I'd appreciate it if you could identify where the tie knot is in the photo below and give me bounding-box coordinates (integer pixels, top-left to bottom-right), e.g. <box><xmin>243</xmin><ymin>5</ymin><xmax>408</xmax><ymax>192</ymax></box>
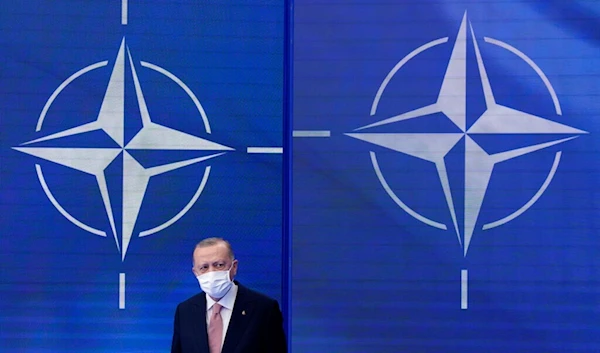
<box><xmin>213</xmin><ymin>303</ymin><xmax>222</xmax><ymax>314</ymax></box>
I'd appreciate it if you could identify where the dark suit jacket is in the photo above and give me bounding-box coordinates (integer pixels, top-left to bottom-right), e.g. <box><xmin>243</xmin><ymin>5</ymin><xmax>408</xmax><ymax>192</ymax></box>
<box><xmin>171</xmin><ymin>282</ymin><xmax>287</xmax><ymax>353</ymax></box>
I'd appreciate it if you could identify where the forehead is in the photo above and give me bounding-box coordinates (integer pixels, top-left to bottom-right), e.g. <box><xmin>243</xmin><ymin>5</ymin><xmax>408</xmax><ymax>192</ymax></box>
<box><xmin>193</xmin><ymin>243</ymin><xmax>230</xmax><ymax>264</ymax></box>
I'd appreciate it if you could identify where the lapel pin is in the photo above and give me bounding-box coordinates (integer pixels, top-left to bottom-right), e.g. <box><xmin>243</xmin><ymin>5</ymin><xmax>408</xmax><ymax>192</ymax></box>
<box><xmin>242</xmin><ymin>310</ymin><xmax>246</xmax><ymax>316</ymax></box>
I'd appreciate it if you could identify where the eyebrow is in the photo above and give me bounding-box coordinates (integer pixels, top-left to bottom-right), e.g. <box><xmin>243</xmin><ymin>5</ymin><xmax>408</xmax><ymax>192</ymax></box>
<box><xmin>196</xmin><ymin>261</ymin><xmax>227</xmax><ymax>267</ymax></box>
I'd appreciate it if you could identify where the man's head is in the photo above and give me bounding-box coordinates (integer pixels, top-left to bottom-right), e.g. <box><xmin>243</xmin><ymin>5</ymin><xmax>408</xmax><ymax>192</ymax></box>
<box><xmin>192</xmin><ymin>237</ymin><xmax>238</xmax><ymax>281</ymax></box>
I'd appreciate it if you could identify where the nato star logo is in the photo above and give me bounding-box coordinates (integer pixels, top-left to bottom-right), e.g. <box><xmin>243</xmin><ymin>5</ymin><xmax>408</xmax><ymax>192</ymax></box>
<box><xmin>295</xmin><ymin>11</ymin><xmax>587</xmax><ymax>308</ymax></box>
<box><xmin>15</xmin><ymin>37</ymin><xmax>232</xmax><ymax>261</ymax></box>
<box><xmin>13</xmin><ymin>2</ymin><xmax>281</xmax><ymax>308</ymax></box>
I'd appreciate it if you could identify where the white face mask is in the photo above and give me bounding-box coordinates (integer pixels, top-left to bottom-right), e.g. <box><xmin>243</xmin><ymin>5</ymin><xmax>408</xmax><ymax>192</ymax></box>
<box><xmin>196</xmin><ymin>265</ymin><xmax>234</xmax><ymax>299</ymax></box>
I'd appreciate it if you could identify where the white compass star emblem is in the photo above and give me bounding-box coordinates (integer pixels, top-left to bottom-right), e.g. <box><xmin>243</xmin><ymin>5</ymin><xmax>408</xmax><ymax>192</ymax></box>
<box><xmin>346</xmin><ymin>12</ymin><xmax>587</xmax><ymax>256</ymax></box>
<box><xmin>14</xmin><ymin>37</ymin><xmax>233</xmax><ymax>260</ymax></box>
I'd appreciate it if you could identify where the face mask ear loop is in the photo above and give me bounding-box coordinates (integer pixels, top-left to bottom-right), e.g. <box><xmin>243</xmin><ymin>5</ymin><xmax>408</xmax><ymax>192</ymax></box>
<box><xmin>228</xmin><ymin>260</ymin><xmax>236</xmax><ymax>278</ymax></box>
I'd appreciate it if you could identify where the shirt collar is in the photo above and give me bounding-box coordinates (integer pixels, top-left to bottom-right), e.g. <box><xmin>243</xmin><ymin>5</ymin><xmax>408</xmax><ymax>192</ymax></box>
<box><xmin>206</xmin><ymin>283</ymin><xmax>238</xmax><ymax>312</ymax></box>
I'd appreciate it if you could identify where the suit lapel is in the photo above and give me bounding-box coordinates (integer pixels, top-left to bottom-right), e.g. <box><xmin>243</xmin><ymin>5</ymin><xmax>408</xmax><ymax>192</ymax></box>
<box><xmin>221</xmin><ymin>284</ymin><xmax>253</xmax><ymax>353</ymax></box>
<box><xmin>191</xmin><ymin>296</ymin><xmax>210</xmax><ymax>353</ymax></box>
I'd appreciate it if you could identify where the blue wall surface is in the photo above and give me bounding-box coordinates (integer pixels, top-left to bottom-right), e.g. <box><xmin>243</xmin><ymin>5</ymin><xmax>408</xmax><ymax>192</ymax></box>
<box><xmin>0</xmin><ymin>1</ymin><xmax>284</xmax><ymax>352</ymax></box>
<box><xmin>1</xmin><ymin>0</ymin><xmax>600</xmax><ymax>352</ymax></box>
<box><xmin>292</xmin><ymin>0</ymin><xmax>600</xmax><ymax>352</ymax></box>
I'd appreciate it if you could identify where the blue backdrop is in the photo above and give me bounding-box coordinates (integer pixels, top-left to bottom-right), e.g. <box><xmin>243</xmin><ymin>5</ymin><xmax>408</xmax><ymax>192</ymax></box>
<box><xmin>292</xmin><ymin>0</ymin><xmax>600</xmax><ymax>352</ymax></box>
<box><xmin>0</xmin><ymin>1</ymin><xmax>284</xmax><ymax>352</ymax></box>
<box><xmin>2</xmin><ymin>0</ymin><xmax>600</xmax><ymax>352</ymax></box>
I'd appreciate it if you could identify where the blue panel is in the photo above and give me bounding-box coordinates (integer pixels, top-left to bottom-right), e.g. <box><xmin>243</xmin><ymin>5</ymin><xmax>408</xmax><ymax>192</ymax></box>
<box><xmin>0</xmin><ymin>1</ymin><xmax>284</xmax><ymax>352</ymax></box>
<box><xmin>292</xmin><ymin>1</ymin><xmax>600</xmax><ymax>352</ymax></box>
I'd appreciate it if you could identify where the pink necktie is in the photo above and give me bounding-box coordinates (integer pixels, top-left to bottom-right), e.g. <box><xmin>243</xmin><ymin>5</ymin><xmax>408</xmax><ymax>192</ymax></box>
<box><xmin>208</xmin><ymin>303</ymin><xmax>223</xmax><ymax>353</ymax></box>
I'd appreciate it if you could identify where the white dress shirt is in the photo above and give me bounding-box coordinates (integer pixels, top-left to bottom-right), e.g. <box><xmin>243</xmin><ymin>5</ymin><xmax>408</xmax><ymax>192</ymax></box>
<box><xmin>206</xmin><ymin>283</ymin><xmax>238</xmax><ymax>347</ymax></box>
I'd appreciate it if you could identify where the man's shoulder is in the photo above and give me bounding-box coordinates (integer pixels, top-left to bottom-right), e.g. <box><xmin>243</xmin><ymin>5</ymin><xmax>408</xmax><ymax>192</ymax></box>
<box><xmin>236</xmin><ymin>282</ymin><xmax>278</xmax><ymax>305</ymax></box>
<box><xmin>177</xmin><ymin>292</ymin><xmax>205</xmax><ymax>309</ymax></box>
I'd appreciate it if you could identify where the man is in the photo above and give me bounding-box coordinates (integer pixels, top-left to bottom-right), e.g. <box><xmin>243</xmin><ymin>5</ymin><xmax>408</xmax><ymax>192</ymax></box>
<box><xmin>171</xmin><ymin>237</ymin><xmax>287</xmax><ymax>353</ymax></box>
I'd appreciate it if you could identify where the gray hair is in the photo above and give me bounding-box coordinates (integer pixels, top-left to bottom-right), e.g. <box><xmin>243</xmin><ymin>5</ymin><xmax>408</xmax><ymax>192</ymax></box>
<box><xmin>194</xmin><ymin>237</ymin><xmax>235</xmax><ymax>260</ymax></box>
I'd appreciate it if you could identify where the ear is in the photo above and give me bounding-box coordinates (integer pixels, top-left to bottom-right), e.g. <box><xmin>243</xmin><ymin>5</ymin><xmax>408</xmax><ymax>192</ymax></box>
<box><xmin>230</xmin><ymin>260</ymin><xmax>238</xmax><ymax>279</ymax></box>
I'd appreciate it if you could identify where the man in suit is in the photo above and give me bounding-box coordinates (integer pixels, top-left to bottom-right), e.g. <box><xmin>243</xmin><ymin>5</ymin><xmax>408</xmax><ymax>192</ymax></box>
<box><xmin>171</xmin><ymin>237</ymin><xmax>287</xmax><ymax>353</ymax></box>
